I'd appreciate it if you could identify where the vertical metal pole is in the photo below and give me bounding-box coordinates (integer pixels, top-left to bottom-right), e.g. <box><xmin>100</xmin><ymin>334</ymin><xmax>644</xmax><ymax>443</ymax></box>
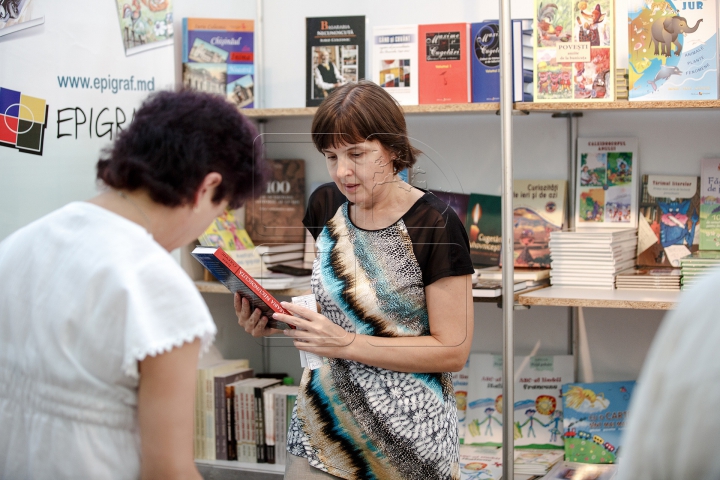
<box><xmin>255</xmin><ymin>0</ymin><xmax>264</xmax><ymax>108</ymax></box>
<box><xmin>498</xmin><ymin>0</ymin><xmax>514</xmax><ymax>477</ymax></box>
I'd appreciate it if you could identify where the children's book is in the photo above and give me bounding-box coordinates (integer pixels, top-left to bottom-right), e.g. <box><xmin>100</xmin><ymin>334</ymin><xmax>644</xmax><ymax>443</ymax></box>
<box><xmin>465</xmin><ymin>193</ymin><xmax>502</xmax><ymax>267</ymax></box>
<box><xmin>418</xmin><ymin>23</ymin><xmax>471</xmax><ymax>104</ymax></box>
<box><xmin>458</xmin><ymin>445</ymin><xmax>503</xmax><ymax>480</ymax></box>
<box><xmin>199</xmin><ymin>209</ymin><xmax>254</xmax><ymax>251</ymax></box>
<box><xmin>182</xmin><ymin>18</ymin><xmax>255</xmax><ymax>108</ymax></box>
<box><xmin>514</xmin><ymin>448</ymin><xmax>564</xmax><ymax>475</ymax></box>
<box><xmin>465</xmin><ymin>353</ymin><xmax>574</xmax><ymax>448</ymax></box>
<box><xmin>306</xmin><ymin>16</ymin><xmax>365</xmax><ymax>107</ymax></box>
<box><xmin>429</xmin><ymin>190</ymin><xmax>470</xmax><ymax>228</ymax></box>
<box><xmin>513</xmin><ymin>180</ymin><xmax>567</xmax><ymax>268</ymax></box>
<box><xmin>372</xmin><ymin>25</ymin><xmax>418</xmax><ymax>105</ymax></box>
<box><xmin>114</xmin><ymin>0</ymin><xmax>173</xmax><ymax>56</ymax></box>
<box><xmin>637</xmin><ymin>175</ymin><xmax>700</xmax><ymax>266</ymax></box>
<box><xmin>534</xmin><ymin>0</ymin><xmax>614</xmax><ymax>102</ymax></box>
<box><xmin>628</xmin><ymin>0</ymin><xmax>717</xmax><ymax>101</ymax></box>
<box><xmin>541</xmin><ymin>461</ymin><xmax>617</xmax><ymax>480</ymax></box>
<box><xmin>191</xmin><ymin>246</ymin><xmax>293</xmax><ymax>329</ymax></box>
<box><xmin>576</xmin><ymin>138</ymin><xmax>639</xmax><ymax>229</ymax></box>
<box><xmin>244</xmin><ymin>159</ymin><xmax>306</xmax><ymax>245</ymax></box>
<box><xmin>562</xmin><ymin>380</ymin><xmax>636</xmax><ymax>464</ymax></box>
<box><xmin>0</xmin><ymin>0</ymin><xmax>43</xmax><ymax>37</ymax></box>
<box><xmin>453</xmin><ymin>359</ymin><xmax>470</xmax><ymax>443</ymax></box>
<box><xmin>699</xmin><ymin>158</ymin><xmax>720</xmax><ymax>250</ymax></box>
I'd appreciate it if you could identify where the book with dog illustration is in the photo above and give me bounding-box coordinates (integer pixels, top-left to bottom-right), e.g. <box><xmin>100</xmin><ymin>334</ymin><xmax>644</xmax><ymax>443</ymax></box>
<box><xmin>533</xmin><ymin>0</ymin><xmax>614</xmax><ymax>102</ymax></box>
<box><xmin>628</xmin><ymin>0</ymin><xmax>717</xmax><ymax>101</ymax></box>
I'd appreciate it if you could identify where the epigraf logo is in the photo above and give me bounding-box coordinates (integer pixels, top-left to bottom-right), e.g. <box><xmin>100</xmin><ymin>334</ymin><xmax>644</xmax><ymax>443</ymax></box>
<box><xmin>0</xmin><ymin>87</ymin><xmax>48</xmax><ymax>156</ymax></box>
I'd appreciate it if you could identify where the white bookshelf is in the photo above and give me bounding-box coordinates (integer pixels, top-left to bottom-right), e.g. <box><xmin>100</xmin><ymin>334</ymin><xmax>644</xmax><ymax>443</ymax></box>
<box><xmin>195</xmin><ymin>459</ymin><xmax>284</xmax><ymax>480</ymax></box>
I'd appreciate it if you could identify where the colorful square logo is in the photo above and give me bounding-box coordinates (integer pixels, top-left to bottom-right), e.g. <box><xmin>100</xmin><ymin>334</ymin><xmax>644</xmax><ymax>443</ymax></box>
<box><xmin>0</xmin><ymin>87</ymin><xmax>48</xmax><ymax>155</ymax></box>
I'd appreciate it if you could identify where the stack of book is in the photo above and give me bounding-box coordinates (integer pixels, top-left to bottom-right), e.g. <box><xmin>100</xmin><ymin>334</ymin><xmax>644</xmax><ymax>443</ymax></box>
<box><xmin>514</xmin><ymin>449</ymin><xmax>564</xmax><ymax>477</ymax></box>
<box><xmin>515</xmin><ymin>18</ymin><xmax>534</xmax><ymax>102</ymax></box>
<box><xmin>548</xmin><ymin>229</ymin><xmax>637</xmax><ymax>288</ymax></box>
<box><xmin>680</xmin><ymin>251</ymin><xmax>720</xmax><ymax>291</ymax></box>
<box><xmin>473</xmin><ymin>266</ymin><xmax>551</xmax><ymax>297</ymax></box>
<box><xmin>615</xmin><ymin>267</ymin><xmax>681</xmax><ymax>291</ymax></box>
<box><xmin>615</xmin><ymin>68</ymin><xmax>628</xmax><ymax>100</ymax></box>
<box><xmin>539</xmin><ymin>462</ymin><xmax>616</xmax><ymax>480</ymax></box>
<box><xmin>255</xmin><ymin>243</ymin><xmax>306</xmax><ymax>270</ymax></box>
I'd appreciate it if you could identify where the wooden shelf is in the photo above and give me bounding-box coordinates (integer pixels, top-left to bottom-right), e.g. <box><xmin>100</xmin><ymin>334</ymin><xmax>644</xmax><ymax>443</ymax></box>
<box><xmin>517</xmin><ymin>286</ymin><xmax>680</xmax><ymax>310</ymax></box>
<box><xmin>194</xmin><ymin>280</ymin><xmax>311</xmax><ymax>298</ymax></box>
<box><xmin>196</xmin><ymin>459</ymin><xmax>283</xmax><ymax>480</ymax></box>
<box><xmin>240</xmin><ymin>100</ymin><xmax>720</xmax><ymax>119</ymax></box>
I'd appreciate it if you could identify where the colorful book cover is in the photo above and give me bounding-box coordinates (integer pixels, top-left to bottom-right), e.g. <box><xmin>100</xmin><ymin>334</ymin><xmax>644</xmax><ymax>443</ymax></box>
<box><xmin>534</xmin><ymin>0</ymin><xmax>614</xmax><ymax>102</ymax></box>
<box><xmin>429</xmin><ymin>190</ymin><xmax>470</xmax><ymax>228</ymax></box>
<box><xmin>115</xmin><ymin>0</ymin><xmax>173</xmax><ymax>56</ymax></box>
<box><xmin>699</xmin><ymin>157</ymin><xmax>720</xmax><ymax>249</ymax></box>
<box><xmin>465</xmin><ymin>193</ymin><xmax>501</xmax><ymax>267</ymax></box>
<box><xmin>453</xmin><ymin>359</ymin><xmax>470</xmax><ymax>443</ymax></box>
<box><xmin>199</xmin><ymin>209</ymin><xmax>255</xmax><ymax>251</ymax></box>
<box><xmin>576</xmin><ymin>138</ymin><xmax>639</xmax><ymax>229</ymax></box>
<box><xmin>562</xmin><ymin>380</ymin><xmax>636</xmax><ymax>464</ymax></box>
<box><xmin>637</xmin><ymin>175</ymin><xmax>700</xmax><ymax>266</ymax></box>
<box><xmin>458</xmin><ymin>445</ymin><xmax>503</xmax><ymax>480</ymax></box>
<box><xmin>0</xmin><ymin>0</ymin><xmax>43</xmax><ymax>37</ymax></box>
<box><xmin>465</xmin><ymin>353</ymin><xmax>574</xmax><ymax>448</ymax></box>
<box><xmin>418</xmin><ymin>23</ymin><xmax>470</xmax><ymax>104</ymax></box>
<box><xmin>244</xmin><ymin>159</ymin><xmax>306</xmax><ymax>245</ymax></box>
<box><xmin>372</xmin><ymin>25</ymin><xmax>418</xmax><ymax>105</ymax></box>
<box><xmin>513</xmin><ymin>180</ymin><xmax>567</xmax><ymax>268</ymax></box>
<box><xmin>628</xmin><ymin>0</ymin><xmax>717</xmax><ymax>101</ymax></box>
<box><xmin>471</xmin><ymin>21</ymin><xmax>500</xmax><ymax>103</ymax></box>
<box><xmin>182</xmin><ymin>18</ymin><xmax>254</xmax><ymax>108</ymax></box>
<box><xmin>306</xmin><ymin>16</ymin><xmax>365</xmax><ymax>107</ymax></box>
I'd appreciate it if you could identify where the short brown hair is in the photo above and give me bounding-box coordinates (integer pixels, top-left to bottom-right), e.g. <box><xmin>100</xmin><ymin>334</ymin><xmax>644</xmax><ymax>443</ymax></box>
<box><xmin>311</xmin><ymin>80</ymin><xmax>421</xmax><ymax>173</ymax></box>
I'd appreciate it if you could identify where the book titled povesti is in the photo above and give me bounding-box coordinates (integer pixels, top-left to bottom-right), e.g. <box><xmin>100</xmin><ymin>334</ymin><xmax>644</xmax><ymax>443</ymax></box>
<box><xmin>418</xmin><ymin>23</ymin><xmax>470</xmax><ymax>104</ymax></box>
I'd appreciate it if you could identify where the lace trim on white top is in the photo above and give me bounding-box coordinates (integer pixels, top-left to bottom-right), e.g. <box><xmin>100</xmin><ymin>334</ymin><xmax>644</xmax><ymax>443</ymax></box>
<box><xmin>122</xmin><ymin>323</ymin><xmax>216</xmax><ymax>379</ymax></box>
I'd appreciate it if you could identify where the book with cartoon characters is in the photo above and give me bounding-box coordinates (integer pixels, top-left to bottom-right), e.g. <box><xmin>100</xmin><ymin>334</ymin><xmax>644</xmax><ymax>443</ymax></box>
<box><xmin>562</xmin><ymin>380</ymin><xmax>636</xmax><ymax>464</ymax></box>
<box><xmin>637</xmin><ymin>175</ymin><xmax>700</xmax><ymax>266</ymax></box>
<box><xmin>513</xmin><ymin>180</ymin><xmax>567</xmax><ymax>268</ymax></box>
<box><xmin>699</xmin><ymin>157</ymin><xmax>720</xmax><ymax>250</ymax></box>
<box><xmin>114</xmin><ymin>0</ymin><xmax>174</xmax><ymax>56</ymax></box>
<box><xmin>575</xmin><ymin>138</ymin><xmax>639</xmax><ymax>230</ymax></box>
<box><xmin>458</xmin><ymin>445</ymin><xmax>503</xmax><ymax>480</ymax></box>
<box><xmin>465</xmin><ymin>353</ymin><xmax>574</xmax><ymax>448</ymax></box>
<box><xmin>628</xmin><ymin>0</ymin><xmax>717</xmax><ymax>101</ymax></box>
<box><xmin>533</xmin><ymin>0</ymin><xmax>615</xmax><ymax>102</ymax></box>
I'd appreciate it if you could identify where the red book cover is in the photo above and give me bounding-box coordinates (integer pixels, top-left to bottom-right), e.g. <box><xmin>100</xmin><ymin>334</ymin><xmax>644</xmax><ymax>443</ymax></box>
<box><xmin>418</xmin><ymin>23</ymin><xmax>470</xmax><ymax>104</ymax></box>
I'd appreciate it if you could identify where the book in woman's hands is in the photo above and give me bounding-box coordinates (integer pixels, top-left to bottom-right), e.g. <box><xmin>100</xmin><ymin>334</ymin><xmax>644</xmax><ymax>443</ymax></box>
<box><xmin>191</xmin><ymin>246</ymin><xmax>294</xmax><ymax>329</ymax></box>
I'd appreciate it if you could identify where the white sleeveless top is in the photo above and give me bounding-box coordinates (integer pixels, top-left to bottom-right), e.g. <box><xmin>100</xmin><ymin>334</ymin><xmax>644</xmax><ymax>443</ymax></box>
<box><xmin>0</xmin><ymin>202</ymin><xmax>216</xmax><ymax>479</ymax></box>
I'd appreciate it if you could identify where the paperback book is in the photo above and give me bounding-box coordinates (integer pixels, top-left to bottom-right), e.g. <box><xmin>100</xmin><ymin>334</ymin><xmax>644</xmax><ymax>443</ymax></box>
<box><xmin>699</xmin><ymin>157</ymin><xmax>720</xmax><ymax>250</ymax></box>
<box><xmin>628</xmin><ymin>0</ymin><xmax>717</xmax><ymax>101</ymax></box>
<box><xmin>199</xmin><ymin>209</ymin><xmax>254</xmax><ymax>251</ymax></box>
<box><xmin>576</xmin><ymin>138</ymin><xmax>639</xmax><ymax>229</ymax></box>
<box><xmin>541</xmin><ymin>461</ymin><xmax>617</xmax><ymax>480</ymax></box>
<box><xmin>244</xmin><ymin>159</ymin><xmax>306</xmax><ymax>246</ymax></box>
<box><xmin>562</xmin><ymin>380</ymin><xmax>636</xmax><ymax>464</ymax></box>
<box><xmin>534</xmin><ymin>0</ymin><xmax>614</xmax><ymax>102</ymax></box>
<box><xmin>306</xmin><ymin>16</ymin><xmax>365</xmax><ymax>107</ymax></box>
<box><xmin>465</xmin><ymin>193</ymin><xmax>502</xmax><ymax>267</ymax></box>
<box><xmin>372</xmin><ymin>25</ymin><xmax>418</xmax><ymax>105</ymax></box>
<box><xmin>465</xmin><ymin>353</ymin><xmax>573</xmax><ymax>448</ymax></box>
<box><xmin>0</xmin><ymin>0</ymin><xmax>44</xmax><ymax>37</ymax></box>
<box><xmin>513</xmin><ymin>179</ymin><xmax>567</xmax><ymax>268</ymax></box>
<box><xmin>429</xmin><ymin>190</ymin><xmax>470</xmax><ymax>228</ymax></box>
<box><xmin>418</xmin><ymin>23</ymin><xmax>471</xmax><ymax>104</ymax></box>
<box><xmin>191</xmin><ymin>246</ymin><xmax>293</xmax><ymax>329</ymax></box>
<box><xmin>115</xmin><ymin>0</ymin><xmax>173</xmax><ymax>56</ymax></box>
<box><xmin>458</xmin><ymin>445</ymin><xmax>503</xmax><ymax>480</ymax></box>
<box><xmin>637</xmin><ymin>175</ymin><xmax>700</xmax><ymax>266</ymax></box>
<box><xmin>182</xmin><ymin>18</ymin><xmax>255</xmax><ymax>108</ymax></box>
<box><xmin>453</xmin><ymin>359</ymin><xmax>470</xmax><ymax>442</ymax></box>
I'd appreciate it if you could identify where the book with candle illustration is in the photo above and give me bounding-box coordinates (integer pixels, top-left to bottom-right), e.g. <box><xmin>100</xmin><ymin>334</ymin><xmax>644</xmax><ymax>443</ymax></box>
<box><xmin>465</xmin><ymin>193</ymin><xmax>502</xmax><ymax>267</ymax></box>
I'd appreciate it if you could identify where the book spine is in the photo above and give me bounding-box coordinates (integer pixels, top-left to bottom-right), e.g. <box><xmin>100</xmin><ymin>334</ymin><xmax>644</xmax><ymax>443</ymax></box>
<box><xmin>226</xmin><ymin>386</ymin><xmax>237</xmax><ymax>461</ymax></box>
<box><xmin>275</xmin><ymin>392</ymin><xmax>287</xmax><ymax>465</ymax></box>
<box><xmin>205</xmin><ymin>375</ymin><xmax>215</xmax><ymax>459</ymax></box>
<box><xmin>254</xmin><ymin>386</ymin><xmax>266</xmax><ymax>463</ymax></box>
<box><xmin>213</xmin><ymin>248</ymin><xmax>291</xmax><ymax>315</ymax></box>
<box><xmin>265</xmin><ymin>389</ymin><xmax>275</xmax><ymax>464</ymax></box>
<box><xmin>215</xmin><ymin>377</ymin><xmax>227</xmax><ymax>460</ymax></box>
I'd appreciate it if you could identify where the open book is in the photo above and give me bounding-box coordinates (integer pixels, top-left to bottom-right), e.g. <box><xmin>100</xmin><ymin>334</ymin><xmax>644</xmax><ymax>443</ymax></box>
<box><xmin>191</xmin><ymin>246</ymin><xmax>293</xmax><ymax>329</ymax></box>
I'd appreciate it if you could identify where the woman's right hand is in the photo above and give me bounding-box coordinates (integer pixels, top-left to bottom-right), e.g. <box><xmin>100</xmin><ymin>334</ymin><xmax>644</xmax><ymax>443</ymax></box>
<box><xmin>234</xmin><ymin>293</ymin><xmax>283</xmax><ymax>337</ymax></box>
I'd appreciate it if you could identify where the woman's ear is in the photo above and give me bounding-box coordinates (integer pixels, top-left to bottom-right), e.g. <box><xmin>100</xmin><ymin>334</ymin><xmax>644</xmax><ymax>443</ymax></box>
<box><xmin>193</xmin><ymin>172</ymin><xmax>223</xmax><ymax>209</ymax></box>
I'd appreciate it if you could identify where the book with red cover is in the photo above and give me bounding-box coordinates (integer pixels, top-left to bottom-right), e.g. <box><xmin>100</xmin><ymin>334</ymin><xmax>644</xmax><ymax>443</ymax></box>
<box><xmin>191</xmin><ymin>246</ymin><xmax>293</xmax><ymax>329</ymax></box>
<box><xmin>418</xmin><ymin>23</ymin><xmax>470</xmax><ymax>104</ymax></box>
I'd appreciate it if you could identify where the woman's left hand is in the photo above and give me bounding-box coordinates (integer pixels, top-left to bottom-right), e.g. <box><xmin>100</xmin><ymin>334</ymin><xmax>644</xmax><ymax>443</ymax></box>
<box><xmin>274</xmin><ymin>302</ymin><xmax>353</xmax><ymax>358</ymax></box>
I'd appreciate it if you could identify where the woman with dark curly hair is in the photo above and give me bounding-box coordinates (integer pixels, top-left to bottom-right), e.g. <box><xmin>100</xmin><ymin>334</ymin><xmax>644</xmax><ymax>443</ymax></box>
<box><xmin>0</xmin><ymin>90</ymin><xmax>266</xmax><ymax>479</ymax></box>
<box><xmin>236</xmin><ymin>80</ymin><xmax>474</xmax><ymax>480</ymax></box>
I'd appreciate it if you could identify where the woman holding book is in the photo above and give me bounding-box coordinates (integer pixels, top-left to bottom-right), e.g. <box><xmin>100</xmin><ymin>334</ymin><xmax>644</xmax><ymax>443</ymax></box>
<box><xmin>0</xmin><ymin>90</ymin><xmax>266</xmax><ymax>479</ymax></box>
<box><xmin>236</xmin><ymin>80</ymin><xmax>474</xmax><ymax>480</ymax></box>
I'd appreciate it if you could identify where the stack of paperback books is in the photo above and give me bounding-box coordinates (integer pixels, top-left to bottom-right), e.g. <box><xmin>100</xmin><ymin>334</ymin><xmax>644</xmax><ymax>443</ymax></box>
<box><xmin>514</xmin><ymin>449</ymin><xmax>564</xmax><ymax>477</ymax></box>
<box><xmin>615</xmin><ymin>267</ymin><xmax>681</xmax><ymax>291</ymax></box>
<box><xmin>680</xmin><ymin>251</ymin><xmax>720</xmax><ymax>291</ymax></box>
<box><xmin>548</xmin><ymin>229</ymin><xmax>637</xmax><ymax>288</ymax></box>
<box><xmin>539</xmin><ymin>462</ymin><xmax>616</xmax><ymax>479</ymax></box>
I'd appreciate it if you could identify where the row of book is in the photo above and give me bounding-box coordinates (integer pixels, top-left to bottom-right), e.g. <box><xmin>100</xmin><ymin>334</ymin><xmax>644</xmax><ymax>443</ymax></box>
<box><xmin>454</xmin><ymin>353</ymin><xmax>635</xmax><ymax>466</ymax></box>
<box><xmin>194</xmin><ymin>358</ymin><xmax>299</xmax><ymax>463</ymax></box>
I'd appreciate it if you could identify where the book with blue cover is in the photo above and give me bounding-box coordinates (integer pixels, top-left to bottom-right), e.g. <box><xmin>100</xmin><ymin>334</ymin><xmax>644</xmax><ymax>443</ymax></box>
<box><xmin>562</xmin><ymin>380</ymin><xmax>636</xmax><ymax>464</ymax></box>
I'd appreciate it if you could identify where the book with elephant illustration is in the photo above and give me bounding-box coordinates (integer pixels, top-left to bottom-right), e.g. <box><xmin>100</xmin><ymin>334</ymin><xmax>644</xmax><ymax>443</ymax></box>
<box><xmin>533</xmin><ymin>0</ymin><xmax>615</xmax><ymax>102</ymax></box>
<box><xmin>464</xmin><ymin>353</ymin><xmax>573</xmax><ymax>448</ymax></box>
<box><xmin>562</xmin><ymin>380</ymin><xmax>636</xmax><ymax>464</ymax></box>
<box><xmin>628</xmin><ymin>0</ymin><xmax>717</xmax><ymax>101</ymax></box>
